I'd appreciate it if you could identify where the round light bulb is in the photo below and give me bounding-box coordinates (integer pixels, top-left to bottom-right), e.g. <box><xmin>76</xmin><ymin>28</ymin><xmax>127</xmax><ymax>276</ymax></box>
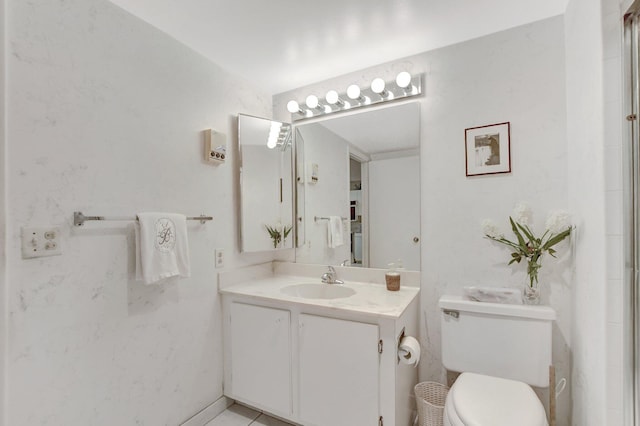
<box><xmin>267</xmin><ymin>136</ymin><xmax>277</xmax><ymax>149</ymax></box>
<box><xmin>347</xmin><ymin>84</ymin><xmax>361</xmax><ymax>100</ymax></box>
<box><xmin>287</xmin><ymin>100</ymin><xmax>300</xmax><ymax>113</ymax></box>
<box><xmin>306</xmin><ymin>95</ymin><xmax>319</xmax><ymax>109</ymax></box>
<box><xmin>395</xmin><ymin>71</ymin><xmax>412</xmax><ymax>89</ymax></box>
<box><xmin>371</xmin><ymin>78</ymin><xmax>386</xmax><ymax>94</ymax></box>
<box><xmin>325</xmin><ymin>90</ymin><xmax>339</xmax><ymax>105</ymax></box>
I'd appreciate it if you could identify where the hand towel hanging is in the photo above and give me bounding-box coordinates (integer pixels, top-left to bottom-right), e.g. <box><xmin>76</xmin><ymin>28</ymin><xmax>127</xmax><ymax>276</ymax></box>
<box><xmin>327</xmin><ymin>216</ymin><xmax>344</xmax><ymax>248</ymax></box>
<box><xmin>135</xmin><ymin>212</ymin><xmax>191</xmax><ymax>284</ymax></box>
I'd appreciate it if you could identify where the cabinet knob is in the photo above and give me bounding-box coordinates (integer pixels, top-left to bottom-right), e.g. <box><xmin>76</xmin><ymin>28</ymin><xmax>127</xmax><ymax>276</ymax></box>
<box><xmin>413</xmin><ymin>237</ymin><xmax>420</xmax><ymax>243</ymax></box>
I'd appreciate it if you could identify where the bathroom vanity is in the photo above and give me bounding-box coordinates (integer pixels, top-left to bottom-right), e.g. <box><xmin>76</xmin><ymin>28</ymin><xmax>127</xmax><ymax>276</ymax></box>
<box><xmin>219</xmin><ymin>262</ymin><xmax>420</xmax><ymax>426</ymax></box>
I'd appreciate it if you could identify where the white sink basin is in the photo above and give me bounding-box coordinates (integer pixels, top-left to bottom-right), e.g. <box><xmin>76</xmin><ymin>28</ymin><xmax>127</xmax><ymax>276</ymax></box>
<box><xmin>281</xmin><ymin>283</ymin><xmax>356</xmax><ymax>300</ymax></box>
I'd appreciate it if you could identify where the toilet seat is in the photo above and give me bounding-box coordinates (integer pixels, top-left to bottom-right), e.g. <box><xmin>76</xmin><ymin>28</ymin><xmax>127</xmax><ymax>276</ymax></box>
<box><xmin>443</xmin><ymin>372</ymin><xmax>548</xmax><ymax>426</ymax></box>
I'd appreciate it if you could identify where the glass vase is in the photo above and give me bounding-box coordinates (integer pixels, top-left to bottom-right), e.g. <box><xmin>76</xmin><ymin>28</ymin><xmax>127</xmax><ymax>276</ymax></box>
<box><xmin>522</xmin><ymin>283</ymin><xmax>540</xmax><ymax>305</ymax></box>
<box><xmin>523</xmin><ymin>259</ymin><xmax>542</xmax><ymax>305</ymax></box>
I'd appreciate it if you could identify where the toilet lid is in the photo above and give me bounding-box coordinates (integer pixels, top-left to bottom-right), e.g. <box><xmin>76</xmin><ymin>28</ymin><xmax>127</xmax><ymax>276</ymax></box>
<box><xmin>448</xmin><ymin>372</ymin><xmax>548</xmax><ymax>426</ymax></box>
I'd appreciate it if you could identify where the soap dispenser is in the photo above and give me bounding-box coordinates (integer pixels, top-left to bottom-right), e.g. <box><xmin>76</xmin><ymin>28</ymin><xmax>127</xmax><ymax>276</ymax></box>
<box><xmin>385</xmin><ymin>262</ymin><xmax>401</xmax><ymax>291</ymax></box>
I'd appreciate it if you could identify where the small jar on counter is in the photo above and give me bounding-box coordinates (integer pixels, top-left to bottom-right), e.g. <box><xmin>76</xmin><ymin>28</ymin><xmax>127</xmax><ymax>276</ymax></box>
<box><xmin>385</xmin><ymin>263</ymin><xmax>401</xmax><ymax>291</ymax></box>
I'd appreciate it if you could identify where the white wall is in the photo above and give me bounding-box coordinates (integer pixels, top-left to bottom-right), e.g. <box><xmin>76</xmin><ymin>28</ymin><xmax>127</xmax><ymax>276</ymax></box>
<box><xmin>565</xmin><ymin>0</ymin><xmax>609</xmax><ymax>424</ymax></box>
<box><xmin>5</xmin><ymin>0</ymin><xmax>276</xmax><ymax>424</ymax></box>
<box><xmin>295</xmin><ymin>124</ymin><xmax>351</xmax><ymax>265</ymax></box>
<box><xmin>601</xmin><ymin>1</ymin><xmax>627</xmax><ymax>424</ymax></box>
<box><xmin>0</xmin><ymin>0</ymin><xmax>6</xmax><ymax>423</ymax></box>
<box><xmin>601</xmin><ymin>0</ymin><xmax>627</xmax><ymax>424</ymax></box>
<box><xmin>275</xmin><ymin>15</ymin><xmax>571</xmax><ymax>424</ymax></box>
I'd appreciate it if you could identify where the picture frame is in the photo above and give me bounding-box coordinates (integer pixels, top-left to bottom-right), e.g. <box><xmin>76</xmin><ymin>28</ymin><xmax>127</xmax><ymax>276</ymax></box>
<box><xmin>465</xmin><ymin>122</ymin><xmax>511</xmax><ymax>176</ymax></box>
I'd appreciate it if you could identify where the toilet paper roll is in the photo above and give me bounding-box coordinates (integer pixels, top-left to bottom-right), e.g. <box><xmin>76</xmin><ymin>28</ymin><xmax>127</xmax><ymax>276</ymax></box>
<box><xmin>397</xmin><ymin>336</ymin><xmax>421</xmax><ymax>367</ymax></box>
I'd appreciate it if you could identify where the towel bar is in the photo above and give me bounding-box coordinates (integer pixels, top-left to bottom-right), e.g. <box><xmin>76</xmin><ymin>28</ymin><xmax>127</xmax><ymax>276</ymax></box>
<box><xmin>314</xmin><ymin>216</ymin><xmax>348</xmax><ymax>222</ymax></box>
<box><xmin>73</xmin><ymin>211</ymin><xmax>213</xmax><ymax>226</ymax></box>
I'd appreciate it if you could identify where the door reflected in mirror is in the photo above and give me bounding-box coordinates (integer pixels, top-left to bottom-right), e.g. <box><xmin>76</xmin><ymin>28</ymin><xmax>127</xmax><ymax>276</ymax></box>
<box><xmin>295</xmin><ymin>102</ymin><xmax>421</xmax><ymax>270</ymax></box>
<box><xmin>238</xmin><ymin>114</ymin><xmax>293</xmax><ymax>252</ymax></box>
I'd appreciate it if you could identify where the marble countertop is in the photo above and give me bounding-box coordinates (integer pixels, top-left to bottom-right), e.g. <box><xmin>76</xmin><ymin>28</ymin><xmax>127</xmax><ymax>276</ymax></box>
<box><xmin>219</xmin><ymin>273</ymin><xmax>420</xmax><ymax>319</ymax></box>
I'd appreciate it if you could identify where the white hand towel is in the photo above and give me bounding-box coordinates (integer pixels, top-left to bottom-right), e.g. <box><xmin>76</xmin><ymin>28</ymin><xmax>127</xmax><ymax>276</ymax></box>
<box><xmin>327</xmin><ymin>216</ymin><xmax>344</xmax><ymax>248</ymax></box>
<box><xmin>463</xmin><ymin>286</ymin><xmax>522</xmax><ymax>304</ymax></box>
<box><xmin>135</xmin><ymin>212</ymin><xmax>191</xmax><ymax>284</ymax></box>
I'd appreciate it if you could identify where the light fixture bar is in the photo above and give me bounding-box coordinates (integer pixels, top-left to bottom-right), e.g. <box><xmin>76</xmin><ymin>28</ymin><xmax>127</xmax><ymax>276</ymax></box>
<box><xmin>287</xmin><ymin>73</ymin><xmax>422</xmax><ymax>122</ymax></box>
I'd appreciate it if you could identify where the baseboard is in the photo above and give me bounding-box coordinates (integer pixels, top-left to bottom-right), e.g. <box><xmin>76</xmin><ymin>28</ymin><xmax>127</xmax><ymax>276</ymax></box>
<box><xmin>180</xmin><ymin>396</ymin><xmax>234</xmax><ymax>426</ymax></box>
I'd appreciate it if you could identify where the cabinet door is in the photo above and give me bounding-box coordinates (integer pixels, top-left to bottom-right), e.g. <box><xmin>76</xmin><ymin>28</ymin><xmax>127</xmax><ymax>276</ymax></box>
<box><xmin>298</xmin><ymin>314</ymin><xmax>379</xmax><ymax>426</ymax></box>
<box><xmin>230</xmin><ymin>302</ymin><xmax>291</xmax><ymax>415</ymax></box>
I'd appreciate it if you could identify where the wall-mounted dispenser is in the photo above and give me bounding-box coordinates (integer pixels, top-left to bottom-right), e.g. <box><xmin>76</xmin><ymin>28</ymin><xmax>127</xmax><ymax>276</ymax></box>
<box><xmin>204</xmin><ymin>129</ymin><xmax>226</xmax><ymax>164</ymax></box>
<box><xmin>308</xmin><ymin>162</ymin><xmax>319</xmax><ymax>184</ymax></box>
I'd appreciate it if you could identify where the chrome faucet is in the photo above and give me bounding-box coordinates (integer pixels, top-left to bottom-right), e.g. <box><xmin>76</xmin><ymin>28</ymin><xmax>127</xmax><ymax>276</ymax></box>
<box><xmin>321</xmin><ymin>265</ymin><xmax>344</xmax><ymax>284</ymax></box>
<box><xmin>340</xmin><ymin>259</ymin><xmax>350</xmax><ymax>266</ymax></box>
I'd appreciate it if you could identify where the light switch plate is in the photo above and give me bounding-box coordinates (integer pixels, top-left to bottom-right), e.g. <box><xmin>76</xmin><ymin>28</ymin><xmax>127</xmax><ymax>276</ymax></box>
<box><xmin>21</xmin><ymin>227</ymin><xmax>62</xmax><ymax>258</ymax></box>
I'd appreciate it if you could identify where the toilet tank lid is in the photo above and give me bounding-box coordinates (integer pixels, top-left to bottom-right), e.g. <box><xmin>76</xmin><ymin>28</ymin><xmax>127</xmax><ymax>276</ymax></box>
<box><xmin>439</xmin><ymin>295</ymin><xmax>556</xmax><ymax>321</ymax></box>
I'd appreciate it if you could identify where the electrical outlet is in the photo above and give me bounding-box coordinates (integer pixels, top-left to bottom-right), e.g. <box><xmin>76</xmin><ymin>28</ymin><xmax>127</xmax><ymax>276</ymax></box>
<box><xmin>215</xmin><ymin>249</ymin><xmax>225</xmax><ymax>268</ymax></box>
<box><xmin>22</xmin><ymin>227</ymin><xmax>62</xmax><ymax>258</ymax></box>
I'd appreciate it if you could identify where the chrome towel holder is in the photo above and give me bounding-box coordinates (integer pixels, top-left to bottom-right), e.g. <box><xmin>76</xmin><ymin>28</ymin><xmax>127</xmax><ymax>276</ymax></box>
<box><xmin>73</xmin><ymin>211</ymin><xmax>213</xmax><ymax>226</ymax></box>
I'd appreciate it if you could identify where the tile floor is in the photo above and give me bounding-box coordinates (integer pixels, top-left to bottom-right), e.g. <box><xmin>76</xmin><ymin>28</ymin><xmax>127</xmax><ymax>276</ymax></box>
<box><xmin>205</xmin><ymin>403</ymin><xmax>295</xmax><ymax>426</ymax></box>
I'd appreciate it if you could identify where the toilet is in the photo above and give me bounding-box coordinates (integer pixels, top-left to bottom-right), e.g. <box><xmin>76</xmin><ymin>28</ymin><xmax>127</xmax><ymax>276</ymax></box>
<box><xmin>438</xmin><ymin>295</ymin><xmax>556</xmax><ymax>426</ymax></box>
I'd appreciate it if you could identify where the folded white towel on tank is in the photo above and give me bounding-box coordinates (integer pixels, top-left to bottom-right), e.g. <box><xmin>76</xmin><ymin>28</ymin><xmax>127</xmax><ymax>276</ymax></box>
<box><xmin>463</xmin><ymin>286</ymin><xmax>522</xmax><ymax>304</ymax></box>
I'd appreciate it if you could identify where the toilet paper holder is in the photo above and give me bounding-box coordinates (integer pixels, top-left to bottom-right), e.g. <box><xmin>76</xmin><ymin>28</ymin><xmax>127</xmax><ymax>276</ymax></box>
<box><xmin>396</xmin><ymin>328</ymin><xmax>406</xmax><ymax>364</ymax></box>
<box><xmin>396</xmin><ymin>327</ymin><xmax>417</xmax><ymax>364</ymax></box>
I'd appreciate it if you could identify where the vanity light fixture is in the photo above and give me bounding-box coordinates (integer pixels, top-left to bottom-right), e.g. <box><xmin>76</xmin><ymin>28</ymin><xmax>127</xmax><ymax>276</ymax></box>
<box><xmin>371</xmin><ymin>77</ymin><xmax>392</xmax><ymax>99</ymax></box>
<box><xmin>286</xmin><ymin>72</ymin><xmax>422</xmax><ymax>122</ymax></box>
<box><xmin>266</xmin><ymin>122</ymin><xmax>292</xmax><ymax>150</ymax></box>
<box><xmin>287</xmin><ymin>100</ymin><xmax>308</xmax><ymax>116</ymax></box>
<box><xmin>396</xmin><ymin>71</ymin><xmax>416</xmax><ymax>94</ymax></box>
<box><xmin>347</xmin><ymin>84</ymin><xmax>368</xmax><ymax>104</ymax></box>
<box><xmin>325</xmin><ymin>90</ymin><xmax>349</xmax><ymax>108</ymax></box>
<box><xmin>305</xmin><ymin>95</ymin><xmax>330</xmax><ymax>113</ymax></box>
<box><xmin>267</xmin><ymin>122</ymin><xmax>282</xmax><ymax>149</ymax></box>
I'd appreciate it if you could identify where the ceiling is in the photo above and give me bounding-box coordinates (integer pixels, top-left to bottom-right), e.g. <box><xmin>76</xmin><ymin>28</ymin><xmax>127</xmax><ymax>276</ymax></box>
<box><xmin>108</xmin><ymin>0</ymin><xmax>569</xmax><ymax>95</ymax></box>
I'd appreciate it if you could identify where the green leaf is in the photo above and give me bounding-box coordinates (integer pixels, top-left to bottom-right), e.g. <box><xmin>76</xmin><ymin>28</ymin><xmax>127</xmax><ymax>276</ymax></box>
<box><xmin>283</xmin><ymin>226</ymin><xmax>292</xmax><ymax>239</ymax></box>
<box><xmin>516</xmin><ymin>222</ymin><xmax>535</xmax><ymax>243</ymax></box>
<box><xmin>542</xmin><ymin>227</ymin><xmax>572</xmax><ymax>250</ymax></box>
<box><xmin>509</xmin><ymin>217</ymin><xmax>527</xmax><ymax>248</ymax></box>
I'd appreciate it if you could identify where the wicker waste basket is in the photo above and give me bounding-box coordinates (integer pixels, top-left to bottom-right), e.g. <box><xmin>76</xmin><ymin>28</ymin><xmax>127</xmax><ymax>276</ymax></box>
<box><xmin>414</xmin><ymin>381</ymin><xmax>449</xmax><ymax>426</ymax></box>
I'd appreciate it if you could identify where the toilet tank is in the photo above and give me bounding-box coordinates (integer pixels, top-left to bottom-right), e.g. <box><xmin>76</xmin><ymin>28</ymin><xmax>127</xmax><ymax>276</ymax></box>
<box><xmin>439</xmin><ymin>295</ymin><xmax>556</xmax><ymax>388</ymax></box>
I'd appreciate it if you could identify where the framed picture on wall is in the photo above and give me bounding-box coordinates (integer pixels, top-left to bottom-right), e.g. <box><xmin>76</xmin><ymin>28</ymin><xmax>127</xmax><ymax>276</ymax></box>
<box><xmin>465</xmin><ymin>122</ymin><xmax>511</xmax><ymax>176</ymax></box>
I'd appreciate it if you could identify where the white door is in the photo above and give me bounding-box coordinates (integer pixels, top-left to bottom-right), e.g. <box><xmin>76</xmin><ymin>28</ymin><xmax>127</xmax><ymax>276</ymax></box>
<box><xmin>298</xmin><ymin>314</ymin><xmax>379</xmax><ymax>426</ymax></box>
<box><xmin>229</xmin><ymin>302</ymin><xmax>291</xmax><ymax>415</ymax></box>
<box><xmin>368</xmin><ymin>155</ymin><xmax>421</xmax><ymax>270</ymax></box>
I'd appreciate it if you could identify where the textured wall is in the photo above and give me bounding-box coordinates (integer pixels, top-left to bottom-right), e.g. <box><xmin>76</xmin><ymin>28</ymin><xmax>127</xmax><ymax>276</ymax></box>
<box><xmin>565</xmin><ymin>0</ymin><xmax>608</xmax><ymax>424</ymax></box>
<box><xmin>1</xmin><ymin>0</ymin><xmax>6</xmax><ymax>424</ymax></box>
<box><xmin>5</xmin><ymin>0</ymin><xmax>275</xmax><ymax>424</ymax></box>
<box><xmin>274</xmin><ymin>16</ymin><xmax>571</xmax><ymax>424</ymax></box>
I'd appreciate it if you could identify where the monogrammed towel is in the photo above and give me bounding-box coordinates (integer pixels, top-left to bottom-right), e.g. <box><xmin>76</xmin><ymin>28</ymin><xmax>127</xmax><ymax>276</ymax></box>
<box><xmin>135</xmin><ymin>212</ymin><xmax>190</xmax><ymax>284</ymax></box>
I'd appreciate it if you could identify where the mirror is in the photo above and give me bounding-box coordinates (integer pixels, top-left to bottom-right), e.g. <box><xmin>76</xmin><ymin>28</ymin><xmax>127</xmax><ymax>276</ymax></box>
<box><xmin>238</xmin><ymin>113</ymin><xmax>294</xmax><ymax>252</ymax></box>
<box><xmin>294</xmin><ymin>102</ymin><xmax>421</xmax><ymax>270</ymax></box>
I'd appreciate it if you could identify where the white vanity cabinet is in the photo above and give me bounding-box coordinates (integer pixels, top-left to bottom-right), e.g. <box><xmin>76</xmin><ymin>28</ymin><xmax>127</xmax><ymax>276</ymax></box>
<box><xmin>221</xmin><ymin>276</ymin><xmax>419</xmax><ymax>426</ymax></box>
<box><xmin>226</xmin><ymin>302</ymin><xmax>291</xmax><ymax>417</ymax></box>
<box><xmin>298</xmin><ymin>314</ymin><xmax>380</xmax><ymax>426</ymax></box>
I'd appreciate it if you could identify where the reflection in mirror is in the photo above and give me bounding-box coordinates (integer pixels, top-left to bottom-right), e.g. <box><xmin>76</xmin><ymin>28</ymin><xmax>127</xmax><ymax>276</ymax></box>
<box><xmin>295</xmin><ymin>102</ymin><xmax>421</xmax><ymax>270</ymax></box>
<box><xmin>238</xmin><ymin>114</ymin><xmax>293</xmax><ymax>252</ymax></box>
